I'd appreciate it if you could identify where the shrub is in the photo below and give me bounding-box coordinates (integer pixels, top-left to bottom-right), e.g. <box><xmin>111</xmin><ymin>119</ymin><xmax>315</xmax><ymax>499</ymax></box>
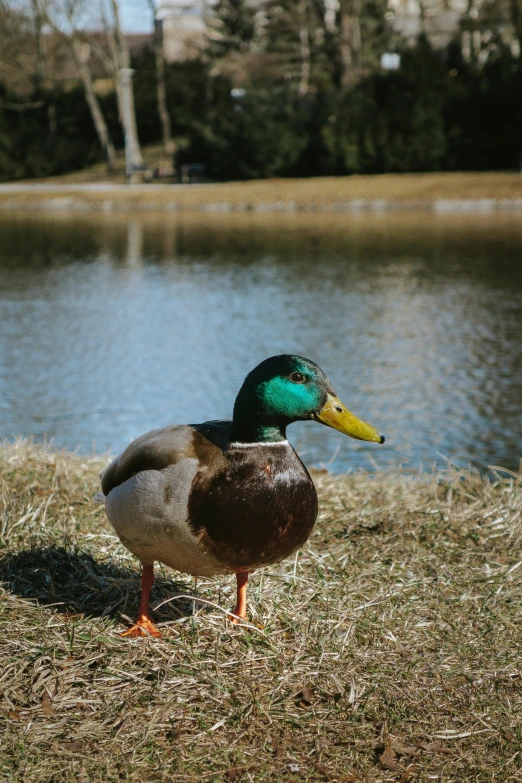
<box><xmin>178</xmin><ymin>86</ymin><xmax>311</xmax><ymax>179</ymax></box>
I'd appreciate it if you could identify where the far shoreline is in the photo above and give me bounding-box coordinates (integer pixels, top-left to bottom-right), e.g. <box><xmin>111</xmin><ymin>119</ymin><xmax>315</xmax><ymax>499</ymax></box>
<box><xmin>1</xmin><ymin>171</ymin><xmax>521</xmax><ymax>213</ymax></box>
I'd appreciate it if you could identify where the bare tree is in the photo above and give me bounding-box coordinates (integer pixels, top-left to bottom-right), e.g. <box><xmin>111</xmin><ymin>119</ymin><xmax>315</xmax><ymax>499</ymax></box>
<box><xmin>147</xmin><ymin>0</ymin><xmax>173</xmax><ymax>156</ymax></box>
<box><xmin>0</xmin><ymin>1</ymin><xmax>34</xmax><ymax>91</ymax></box>
<box><xmin>102</xmin><ymin>0</ymin><xmax>143</xmax><ymax>175</ymax></box>
<box><xmin>0</xmin><ymin>0</ymin><xmax>65</xmax><ymax>141</ymax></box>
<box><xmin>473</xmin><ymin>0</ymin><xmax>522</xmax><ymax>61</ymax></box>
<box><xmin>44</xmin><ymin>0</ymin><xmax>117</xmax><ymax>170</ymax></box>
<box><xmin>298</xmin><ymin>0</ymin><xmax>312</xmax><ymax>95</ymax></box>
<box><xmin>29</xmin><ymin>0</ymin><xmax>47</xmax><ymax>90</ymax></box>
<box><xmin>262</xmin><ymin>0</ymin><xmax>320</xmax><ymax>94</ymax></box>
<box><xmin>338</xmin><ymin>0</ymin><xmax>362</xmax><ymax>87</ymax></box>
<box><xmin>72</xmin><ymin>40</ymin><xmax>117</xmax><ymax>169</ymax></box>
<box><xmin>512</xmin><ymin>0</ymin><xmax>522</xmax><ymax>52</ymax></box>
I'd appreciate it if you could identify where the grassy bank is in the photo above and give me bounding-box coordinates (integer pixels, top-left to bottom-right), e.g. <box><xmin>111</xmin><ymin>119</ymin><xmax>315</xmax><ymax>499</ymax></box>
<box><xmin>1</xmin><ymin>441</ymin><xmax>521</xmax><ymax>782</ymax></box>
<box><xmin>1</xmin><ymin>171</ymin><xmax>522</xmax><ymax>213</ymax></box>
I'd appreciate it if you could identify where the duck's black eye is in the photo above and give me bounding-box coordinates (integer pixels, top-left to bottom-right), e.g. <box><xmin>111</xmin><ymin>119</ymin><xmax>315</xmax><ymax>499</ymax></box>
<box><xmin>289</xmin><ymin>372</ymin><xmax>305</xmax><ymax>383</ymax></box>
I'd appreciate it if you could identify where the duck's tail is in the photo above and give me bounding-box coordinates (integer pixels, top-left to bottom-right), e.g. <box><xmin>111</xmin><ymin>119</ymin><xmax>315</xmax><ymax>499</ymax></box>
<box><xmin>93</xmin><ymin>468</ymin><xmax>107</xmax><ymax>504</ymax></box>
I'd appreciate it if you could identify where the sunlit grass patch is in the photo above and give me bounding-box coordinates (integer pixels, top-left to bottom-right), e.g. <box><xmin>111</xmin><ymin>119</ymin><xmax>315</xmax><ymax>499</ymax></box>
<box><xmin>1</xmin><ymin>439</ymin><xmax>521</xmax><ymax>782</ymax></box>
<box><xmin>1</xmin><ymin>169</ymin><xmax>522</xmax><ymax>212</ymax></box>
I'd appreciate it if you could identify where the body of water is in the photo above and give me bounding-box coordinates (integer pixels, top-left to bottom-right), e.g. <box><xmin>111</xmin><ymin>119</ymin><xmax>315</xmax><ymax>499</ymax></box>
<box><xmin>1</xmin><ymin>210</ymin><xmax>521</xmax><ymax>474</ymax></box>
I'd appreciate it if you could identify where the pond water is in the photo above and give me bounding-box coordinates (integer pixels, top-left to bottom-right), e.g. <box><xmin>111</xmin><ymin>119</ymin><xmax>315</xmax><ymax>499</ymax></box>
<box><xmin>0</xmin><ymin>210</ymin><xmax>521</xmax><ymax>474</ymax></box>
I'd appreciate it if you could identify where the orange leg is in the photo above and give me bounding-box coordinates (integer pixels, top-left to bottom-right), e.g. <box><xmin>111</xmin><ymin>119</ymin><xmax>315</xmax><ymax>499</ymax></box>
<box><xmin>120</xmin><ymin>564</ymin><xmax>162</xmax><ymax>638</ymax></box>
<box><xmin>229</xmin><ymin>571</ymin><xmax>248</xmax><ymax>623</ymax></box>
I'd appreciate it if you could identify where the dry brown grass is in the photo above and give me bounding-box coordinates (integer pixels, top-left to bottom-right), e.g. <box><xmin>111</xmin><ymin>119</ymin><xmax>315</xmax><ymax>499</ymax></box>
<box><xmin>1</xmin><ymin>440</ymin><xmax>521</xmax><ymax>782</ymax></box>
<box><xmin>1</xmin><ymin>170</ymin><xmax>522</xmax><ymax>213</ymax></box>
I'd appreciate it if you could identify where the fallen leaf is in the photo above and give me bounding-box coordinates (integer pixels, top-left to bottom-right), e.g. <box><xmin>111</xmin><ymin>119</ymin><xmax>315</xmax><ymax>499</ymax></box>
<box><xmin>297</xmin><ymin>685</ymin><xmax>314</xmax><ymax>707</ymax></box>
<box><xmin>399</xmin><ymin>765</ymin><xmax>419</xmax><ymax>782</ymax></box>
<box><xmin>391</xmin><ymin>736</ymin><xmax>418</xmax><ymax>756</ymax></box>
<box><xmin>420</xmin><ymin>742</ymin><xmax>453</xmax><ymax>755</ymax></box>
<box><xmin>226</xmin><ymin>767</ymin><xmax>256</xmax><ymax>780</ymax></box>
<box><xmin>61</xmin><ymin>741</ymin><xmax>85</xmax><ymax>752</ymax></box>
<box><xmin>379</xmin><ymin>738</ymin><xmax>398</xmax><ymax>771</ymax></box>
<box><xmin>269</xmin><ymin>736</ymin><xmax>284</xmax><ymax>758</ymax></box>
<box><xmin>41</xmin><ymin>692</ymin><xmax>54</xmax><ymax>717</ymax></box>
<box><xmin>9</xmin><ymin>710</ymin><xmax>21</xmax><ymax>720</ymax></box>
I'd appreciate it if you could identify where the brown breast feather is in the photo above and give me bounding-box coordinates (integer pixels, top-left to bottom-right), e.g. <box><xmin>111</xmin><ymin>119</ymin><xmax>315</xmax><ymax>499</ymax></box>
<box><xmin>188</xmin><ymin>442</ymin><xmax>318</xmax><ymax>571</ymax></box>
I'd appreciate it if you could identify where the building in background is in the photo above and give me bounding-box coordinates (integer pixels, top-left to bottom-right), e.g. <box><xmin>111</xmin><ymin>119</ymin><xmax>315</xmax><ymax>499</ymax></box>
<box><xmin>157</xmin><ymin>0</ymin><xmax>519</xmax><ymax>63</ymax></box>
<box><xmin>386</xmin><ymin>0</ymin><xmax>520</xmax><ymax>60</ymax></box>
<box><xmin>156</xmin><ymin>0</ymin><xmax>216</xmax><ymax>61</ymax></box>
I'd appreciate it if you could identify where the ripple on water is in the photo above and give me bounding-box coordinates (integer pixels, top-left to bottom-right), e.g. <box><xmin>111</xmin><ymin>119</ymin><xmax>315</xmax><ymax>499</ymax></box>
<box><xmin>0</xmin><ymin>211</ymin><xmax>521</xmax><ymax>473</ymax></box>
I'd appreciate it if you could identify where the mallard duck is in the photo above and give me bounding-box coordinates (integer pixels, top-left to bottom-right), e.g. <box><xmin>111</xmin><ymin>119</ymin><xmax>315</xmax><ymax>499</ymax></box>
<box><xmin>98</xmin><ymin>355</ymin><xmax>384</xmax><ymax>637</ymax></box>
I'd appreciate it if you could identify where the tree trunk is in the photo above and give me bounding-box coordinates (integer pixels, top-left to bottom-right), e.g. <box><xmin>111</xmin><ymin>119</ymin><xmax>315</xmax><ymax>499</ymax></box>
<box><xmin>298</xmin><ymin>1</ymin><xmax>311</xmax><ymax>97</ymax></box>
<box><xmin>30</xmin><ymin>0</ymin><xmax>45</xmax><ymax>92</ymax></box>
<box><xmin>106</xmin><ymin>0</ymin><xmax>143</xmax><ymax>173</ymax></box>
<box><xmin>509</xmin><ymin>0</ymin><xmax>522</xmax><ymax>171</ymax></box>
<box><xmin>119</xmin><ymin>67</ymin><xmax>143</xmax><ymax>177</ymax></box>
<box><xmin>72</xmin><ymin>41</ymin><xmax>117</xmax><ymax>171</ymax></box>
<box><xmin>103</xmin><ymin>21</ymin><xmax>125</xmax><ymax>126</ymax></box>
<box><xmin>339</xmin><ymin>0</ymin><xmax>362</xmax><ymax>88</ymax></box>
<box><xmin>154</xmin><ymin>18</ymin><xmax>174</xmax><ymax>155</ymax></box>
<box><xmin>510</xmin><ymin>0</ymin><xmax>522</xmax><ymax>61</ymax></box>
<box><xmin>418</xmin><ymin>0</ymin><xmax>427</xmax><ymax>37</ymax></box>
<box><xmin>339</xmin><ymin>11</ymin><xmax>352</xmax><ymax>87</ymax></box>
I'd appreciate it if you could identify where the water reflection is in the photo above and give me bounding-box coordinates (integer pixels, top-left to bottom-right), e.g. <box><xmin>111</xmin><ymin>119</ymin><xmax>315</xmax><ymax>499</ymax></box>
<box><xmin>0</xmin><ymin>211</ymin><xmax>521</xmax><ymax>473</ymax></box>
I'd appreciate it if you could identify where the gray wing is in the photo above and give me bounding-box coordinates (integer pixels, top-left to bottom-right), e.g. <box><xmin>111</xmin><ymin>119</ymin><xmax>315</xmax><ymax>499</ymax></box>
<box><xmin>101</xmin><ymin>420</ymin><xmax>231</xmax><ymax>497</ymax></box>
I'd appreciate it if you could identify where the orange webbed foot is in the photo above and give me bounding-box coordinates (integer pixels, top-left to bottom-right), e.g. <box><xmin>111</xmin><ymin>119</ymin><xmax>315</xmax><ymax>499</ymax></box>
<box><xmin>228</xmin><ymin>611</ymin><xmax>248</xmax><ymax>625</ymax></box>
<box><xmin>120</xmin><ymin>616</ymin><xmax>162</xmax><ymax>638</ymax></box>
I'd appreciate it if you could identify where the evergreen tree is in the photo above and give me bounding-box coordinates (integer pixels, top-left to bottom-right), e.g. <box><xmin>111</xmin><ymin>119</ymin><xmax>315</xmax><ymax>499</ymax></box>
<box><xmin>335</xmin><ymin>0</ymin><xmax>390</xmax><ymax>87</ymax></box>
<box><xmin>261</xmin><ymin>0</ymin><xmax>326</xmax><ymax>94</ymax></box>
<box><xmin>207</xmin><ymin>0</ymin><xmax>258</xmax><ymax>58</ymax></box>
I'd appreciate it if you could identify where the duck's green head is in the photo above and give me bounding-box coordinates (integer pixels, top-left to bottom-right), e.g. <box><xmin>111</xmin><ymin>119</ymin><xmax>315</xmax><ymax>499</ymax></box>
<box><xmin>231</xmin><ymin>354</ymin><xmax>384</xmax><ymax>445</ymax></box>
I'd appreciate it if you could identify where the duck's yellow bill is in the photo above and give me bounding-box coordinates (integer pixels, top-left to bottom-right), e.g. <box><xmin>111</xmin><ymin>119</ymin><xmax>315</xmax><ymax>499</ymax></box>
<box><xmin>315</xmin><ymin>394</ymin><xmax>385</xmax><ymax>444</ymax></box>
